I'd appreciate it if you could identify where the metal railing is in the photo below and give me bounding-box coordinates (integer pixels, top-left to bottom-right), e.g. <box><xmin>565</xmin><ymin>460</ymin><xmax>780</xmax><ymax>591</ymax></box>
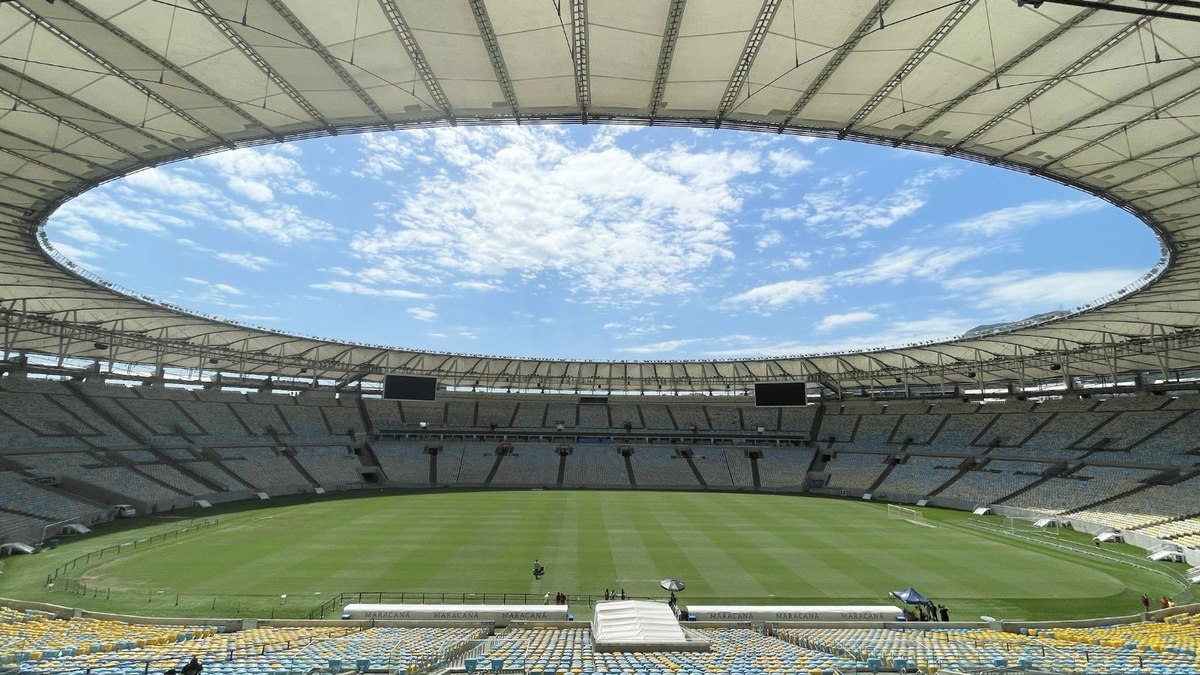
<box><xmin>49</xmin><ymin>517</ymin><xmax>218</xmax><ymax>582</ymax></box>
<box><xmin>308</xmin><ymin>591</ymin><xmax>607</xmax><ymax>620</ymax></box>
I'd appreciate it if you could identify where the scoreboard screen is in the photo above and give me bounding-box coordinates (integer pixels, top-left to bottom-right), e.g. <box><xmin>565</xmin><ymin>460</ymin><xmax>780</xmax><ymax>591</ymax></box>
<box><xmin>382</xmin><ymin>374</ymin><xmax>437</xmax><ymax>401</ymax></box>
<box><xmin>754</xmin><ymin>382</ymin><xmax>807</xmax><ymax>407</ymax></box>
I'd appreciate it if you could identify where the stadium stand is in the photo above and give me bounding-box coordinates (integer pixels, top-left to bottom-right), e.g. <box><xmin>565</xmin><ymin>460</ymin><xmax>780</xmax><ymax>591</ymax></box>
<box><xmin>823</xmin><ymin>453</ymin><xmax>890</xmax><ymax>492</ymax></box>
<box><xmin>875</xmin><ymin>455</ymin><xmax>961</xmax><ymax>498</ymax></box>
<box><xmin>779</xmin><ymin>620</ymin><xmax>1200</xmax><ymax>675</ymax></box>
<box><xmin>577</xmin><ymin>404</ymin><xmax>609</xmax><ymax>430</ymax></box>
<box><xmin>630</xmin><ymin>446</ymin><xmax>697</xmax><ymax>487</ymax></box>
<box><xmin>489</xmin><ymin>444</ymin><xmax>561</xmax><ymax>486</ymax></box>
<box><xmin>854</xmin><ymin>413</ymin><xmax>899</xmax><ymax>445</ymax></box>
<box><xmin>512</xmin><ymin>402</ymin><xmax>548</xmax><ymax>429</ymax></box>
<box><xmin>779</xmin><ymin>407</ymin><xmax>816</xmax><ymax>434</ymax></box>
<box><xmin>937</xmin><ymin>460</ymin><xmax>1049</xmax><ymax>504</ymax></box>
<box><xmin>362</xmin><ymin>398</ymin><xmax>405</xmax><ymax>430</ymax></box>
<box><xmin>370</xmin><ymin>442</ymin><xmax>431</xmax><ymax>486</ymax></box>
<box><xmin>757</xmin><ymin>449</ymin><xmax>815</xmax><ymax>490</ymax></box>
<box><xmin>1003</xmin><ymin>466</ymin><xmax>1159</xmax><ymax>515</ymax></box>
<box><xmin>638</xmin><ymin>404</ymin><xmax>675</xmax><ymax>431</ymax></box>
<box><xmin>892</xmin><ymin>413</ymin><xmax>943</xmax><ymax>445</ymax></box>
<box><xmin>563</xmin><ymin>445</ymin><xmax>629</xmax><ymax>487</ymax></box>
<box><xmin>292</xmin><ymin>445</ymin><xmax>362</xmax><ymax>487</ymax></box>
<box><xmin>3</xmin><ymin>381</ymin><xmax>1200</xmax><ymax>564</ymax></box>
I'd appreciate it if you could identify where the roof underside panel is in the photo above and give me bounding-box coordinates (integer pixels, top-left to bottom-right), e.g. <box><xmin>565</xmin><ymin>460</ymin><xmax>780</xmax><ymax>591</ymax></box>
<box><xmin>587</xmin><ymin>0</ymin><xmax>664</xmax><ymax>115</ymax></box>
<box><xmin>2</xmin><ymin>0</ymin><xmax>1200</xmax><ymax>391</ymax></box>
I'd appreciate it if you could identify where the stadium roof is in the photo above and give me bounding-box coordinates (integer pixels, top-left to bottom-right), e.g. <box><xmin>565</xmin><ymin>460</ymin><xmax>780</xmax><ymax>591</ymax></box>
<box><xmin>2</xmin><ymin>0</ymin><xmax>1200</xmax><ymax>393</ymax></box>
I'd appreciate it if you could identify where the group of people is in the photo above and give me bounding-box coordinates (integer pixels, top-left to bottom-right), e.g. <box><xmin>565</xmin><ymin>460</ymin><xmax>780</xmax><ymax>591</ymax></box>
<box><xmin>903</xmin><ymin>603</ymin><xmax>949</xmax><ymax>622</ymax></box>
<box><xmin>1142</xmin><ymin>594</ymin><xmax>1176</xmax><ymax>612</ymax></box>
<box><xmin>603</xmin><ymin>588</ymin><xmax>625</xmax><ymax>600</ymax></box>
<box><xmin>542</xmin><ymin>591</ymin><xmax>569</xmax><ymax>604</ymax></box>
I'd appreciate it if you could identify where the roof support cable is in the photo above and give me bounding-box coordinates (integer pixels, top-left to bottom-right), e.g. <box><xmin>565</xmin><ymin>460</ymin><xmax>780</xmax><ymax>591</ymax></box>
<box><xmin>350</xmin><ymin>0</ymin><xmax>361</xmax><ymax>66</ymax></box>
<box><xmin>12</xmin><ymin>12</ymin><xmax>35</xmax><ymax>111</ymax></box>
<box><xmin>160</xmin><ymin>0</ymin><xmax>179</xmax><ymax>85</ymax></box>
<box><xmin>984</xmin><ymin>0</ymin><xmax>1001</xmax><ymax>89</ymax></box>
<box><xmin>1146</xmin><ymin>2</ymin><xmax>1163</xmax><ymax>62</ymax></box>
<box><xmin>1134</xmin><ymin>11</ymin><xmax>1161</xmax><ymax>118</ymax></box>
<box><xmin>791</xmin><ymin>0</ymin><xmax>799</xmax><ymax>68</ymax></box>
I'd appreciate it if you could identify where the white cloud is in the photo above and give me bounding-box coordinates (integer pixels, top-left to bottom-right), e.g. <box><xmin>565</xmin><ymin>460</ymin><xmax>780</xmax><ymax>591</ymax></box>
<box><xmin>408</xmin><ymin>306</ymin><xmax>438</xmax><ymax>322</ymax></box>
<box><xmin>722</xmin><ymin>279</ymin><xmax>825</xmax><ymax>311</ymax></box>
<box><xmin>698</xmin><ymin>315</ymin><xmax>976</xmax><ymax>357</ymax></box>
<box><xmin>948</xmin><ymin>268</ymin><xmax>1144</xmax><ymax>311</ymax></box>
<box><xmin>763</xmin><ymin>165</ymin><xmax>958</xmax><ymax>238</ymax></box>
<box><xmin>842</xmin><ymin>245</ymin><xmax>985</xmax><ymax>285</ymax></box>
<box><xmin>817</xmin><ymin>311</ymin><xmax>877</xmax><ymax>331</ymax></box>
<box><xmin>176</xmin><ymin>238</ymin><xmax>274</xmax><ymax>271</ymax></box>
<box><xmin>354</xmin><ymin>131</ymin><xmax>428</xmax><ymax>179</ymax></box>
<box><xmin>124</xmin><ymin>167</ymin><xmax>216</xmax><ymax>199</ymax></box>
<box><xmin>762</xmin><ymin>206</ymin><xmax>805</xmax><ymax>221</ymax></box>
<box><xmin>225</xmin><ymin>204</ymin><xmax>335</xmax><ymax>244</ymax></box>
<box><xmin>49</xmin><ymin>241</ymin><xmax>100</xmax><ymax>261</ymax></box>
<box><xmin>309</xmin><ymin>280</ymin><xmax>427</xmax><ymax>299</ymax></box>
<box><xmin>54</xmin><ymin>192</ymin><xmax>175</xmax><ymax>233</ymax></box>
<box><xmin>454</xmin><ymin>280</ymin><xmax>506</xmax><ymax>292</ymax></box>
<box><xmin>785</xmin><ymin>252</ymin><xmax>812</xmax><ymax>269</ymax></box>
<box><xmin>178</xmin><ymin>277</ymin><xmax>245</xmax><ymax>305</ymax></box>
<box><xmin>604</xmin><ymin>315</ymin><xmax>673</xmax><ymax>339</ymax></box>
<box><xmin>200</xmin><ymin>146</ymin><xmax>323</xmax><ymax>203</ymax></box>
<box><xmin>615</xmin><ymin>338</ymin><xmax>702</xmax><ymax>354</ymax></box>
<box><xmin>350</xmin><ymin>127</ymin><xmax>760</xmax><ymax>304</ymax></box>
<box><xmin>215</xmin><ymin>251</ymin><xmax>274</xmax><ymax>271</ymax></box>
<box><xmin>950</xmin><ymin>199</ymin><xmax>1105</xmax><ymax>236</ymax></box>
<box><xmin>756</xmin><ymin>230</ymin><xmax>784</xmax><ymax>250</ymax></box>
<box><xmin>767</xmin><ymin>149</ymin><xmax>813</xmax><ymax>176</ymax></box>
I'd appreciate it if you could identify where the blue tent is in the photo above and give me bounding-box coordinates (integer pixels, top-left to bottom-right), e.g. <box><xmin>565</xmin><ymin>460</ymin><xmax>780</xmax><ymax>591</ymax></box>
<box><xmin>890</xmin><ymin>587</ymin><xmax>930</xmax><ymax>605</ymax></box>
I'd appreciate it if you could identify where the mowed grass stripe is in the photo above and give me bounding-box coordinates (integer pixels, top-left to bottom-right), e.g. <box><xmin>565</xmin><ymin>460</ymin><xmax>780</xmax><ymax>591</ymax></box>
<box><xmin>626</xmin><ymin>492</ymin><xmax>708</xmax><ymax>596</ymax></box>
<box><xmin>691</xmin><ymin>494</ymin><xmax>903</xmax><ymax>603</ymax></box>
<box><xmin>6</xmin><ymin>490</ymin><xmax>1184</xmax><ymax>621</ymax></box>
<box><xmin>595</xmin><ymin>491</ymin><xmax>658</xmax><ymax>595</ymax></box>
<box><xmin>666</xmin><ymin>493</ymin><xmax>789</xmax><ymax>597</ymax></box>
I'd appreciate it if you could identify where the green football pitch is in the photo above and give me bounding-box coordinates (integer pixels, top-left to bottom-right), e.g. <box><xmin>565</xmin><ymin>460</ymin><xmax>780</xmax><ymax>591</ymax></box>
<box><xmin>0</xmin><ymin>490</ymin><xmax>1190</xmax><ymax>621</ymax></box>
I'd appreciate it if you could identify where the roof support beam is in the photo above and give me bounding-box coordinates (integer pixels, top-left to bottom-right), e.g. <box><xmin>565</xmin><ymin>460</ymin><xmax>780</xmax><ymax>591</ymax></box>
<box><xmin>717</xmin><ymin>0</ymin><xmax>781</xmax><ymax>121</ymax></box>
<box><xmin>468</xmin><ymin>0</ymin><xmax>520</xmax><ymax>119</ymax></box>
<box><xmin>59</xmin><ymin>0</ymin><xmax>278</xmax><ymax>143</ymax></box>
<box><xmin>846</xmin><ymin>0</ymin><xmax>977</xmax><ymax>132</ymax></box>
<box><xmin>648</xmin><ymin>0</ymin><xmax>686</xmax><ymax>118</ymax></box>
<box><xmin>1052</xmin><ymin>93</ymin><xmax>1200</xmax><ymax>177</ymax></box>
<box><xmin>571</xmin><ymin>0</ymin><xmax>590</xmax><ymax>119</ymax></box>
<box><xmin>189</xmin><ymin>0</ymin><xmax>333</xmax><ymax>131</ymax></box>
<box><xmin>13</xmin><ymin>2</ymin><xmax>220</xmax><ymax>143</ymax></box>
<box><xmin>779</xmin><ymin>0</ymin><xmax>897</xmax><ymax>130</ymax></box>
<box><xmin>1006</xmin><ymin>60</ymin><xmax>1200</xmax><ymax>166</ymax></box>
<box><xmin>0</xmin><ymin>85</ymin><xmax>136</xmax><ymax>160</ymax></box>
<box><xmin>954</xmin><ymin>9</ymin><xmax>1154</xmax><ymax>151</ymax></box>
<box><xmin>900</xmin><ymin>7</ymin><xmax>1097</xmax><ymax>142</ymax></box>
<box><xmin>263</xmin><ymin>0</ymin><xmax>389</xmax><ymax>126</ymax></box>
<box><xmin>0</xmin><ymin>62</ymin><xmax>182</xmax><ymax>154</ymax></box>
<box><xmin>378</xmin><ymin>0</ymin><xmax>456</xmax><ymax>125</ymax></box>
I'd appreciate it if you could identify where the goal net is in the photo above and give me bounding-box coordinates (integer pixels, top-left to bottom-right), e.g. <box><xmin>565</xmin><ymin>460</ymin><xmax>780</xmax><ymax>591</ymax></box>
<box><xmin>887</xmin><ymin>504</ymin><xmax>935</xmax><ymax>528</ymax></box>
<box><xmin>1005</xmin><ymin>515</ymin><xmax>1062</xmax><ymax>536</ymax></box>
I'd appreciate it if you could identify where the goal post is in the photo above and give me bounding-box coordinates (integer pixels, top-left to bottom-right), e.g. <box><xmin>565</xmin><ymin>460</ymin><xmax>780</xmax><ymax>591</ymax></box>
<box><xmin>1005</xmin><ymin>515</ymin><xmax>1062</xmax><ymax>536</ymax></box>
<box><xmin>887</xmin><ymin>504</ymin><xmax>934</xmax><ymax>528</ymax></box>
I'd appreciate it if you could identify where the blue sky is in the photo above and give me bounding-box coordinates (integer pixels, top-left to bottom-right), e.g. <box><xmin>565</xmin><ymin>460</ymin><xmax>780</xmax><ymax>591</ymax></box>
<box><xmin>44</xmin><ymin>126</ymin><xmax>1161</xmax><ymax>361</ymax></box>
